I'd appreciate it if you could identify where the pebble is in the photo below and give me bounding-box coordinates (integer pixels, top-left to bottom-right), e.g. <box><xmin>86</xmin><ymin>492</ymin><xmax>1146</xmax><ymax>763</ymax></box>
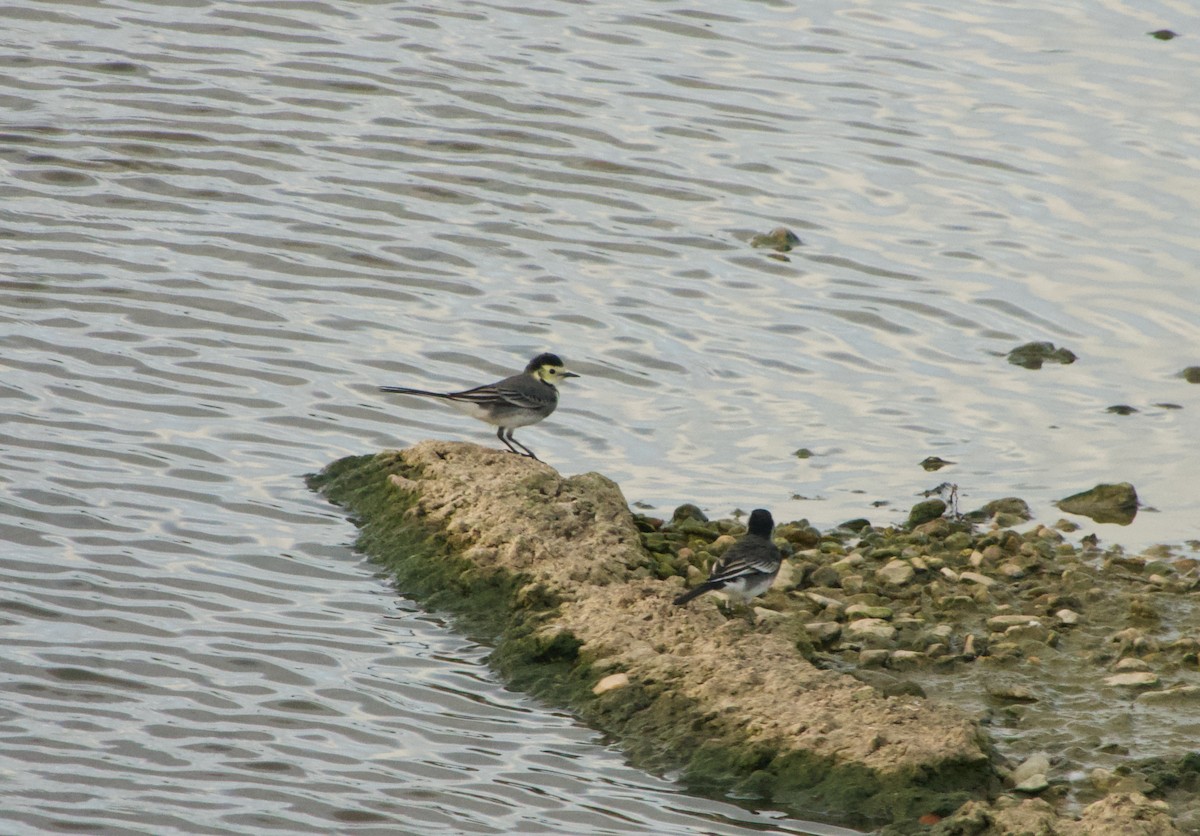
<box><xmin>859</xmin><ymin>649</ymin><xmax>890</xmax><ymax>667</ymax></box>
<box><xmin>876</xmin><ymin>560</ymin><xmax>915</xmax><ymax>586</ymax></box>
<box><xmin>1112</xmin><ymin>657</ymin><xmax>1150</xmax><ymax>672</ymax></box>
<box><xmin>890</xmin><ymin>650</ymin><xmax>924</xmax><ymax>669</ymax></box>
<box><xmin>1104</xmin><ymin>671</ymin><xmax>1160</xmax><ymax>688</ymax></box>
<box><xmin>987</xmin><ymin>684</ymin><xmax>1038</xmax><ymax>702</ymax></box>
<box><xmin>1014</xmin><ymin>773</ymin><xmax>1049</xmax><ymax>793</ymax></box>
<box><xmin>1004</xmin><ymin>623</ymin><xmax>1051</xmax><ymax>644</ymax></box>
<box><xmin>841</xmin><ymin>574</ymin><xmax>865</xmax><ymax>595</ymax></box>
<box><xmin>846</xmin><ymin>618</ymin><xmax>898</xmax><ymax>643</ymax></box>
<box><xmin>753</xmin><ymin>607</ymin><xmax>784</xmax><ymax>625</ymax></box>
<box><xmin>1011</xmin><ymin>752</ymin><xmax>1052</xmax><ymax>786</ymax></box>
<box><xmin>1055</xmin><ymin>608</ymin><xmax>1080</xmax><ymax>625</ymax></box>
<box><xmin>809</xmin><ymin>565</ymin><xmax>841</xmax><ymax>588</ymax></box>
<box><xmin>1136</xmin><ymin>685</ymin><xmax>1200</xmax><ymax>705</ymax></box>
<box><xmin>830</xmin><ymin>556</ymin><xmax>861</xmax><ymax>573</ymax></box>
<box><xmin>960</xmin><ymin>571</ymin><xmax>997</xmax><ymax>587</ymax></box>
<box><xmin>805</xmin><ymin>621</ymin><xmax>842</xmax><ymax>644</ymax></box>
<box><xmin>710</xmin><ymin>534</ymin><xmax>737</xmax><ymax>554</ymax></box>
<box><xmin>845</xmin><ymin>603</ymin><xmax>894</xmax><ymax>620</ymax></box>
<box><xmin>772</xmin><ymin>561</ymin><xmax>800</xmax><ymax>589</ymax></box>
<box><xmin>988</xmin><ymin>614</ymin><xmax>1041</xmax><ymax>631</ymax></box>
<box><xmin>927</xmin><ymin>624</ymin><xmax>953</xmax><ymax>641</ymax></box>
<box><xmin>806</xmin><ymin>592</ymin><xmax>843</xmax><ymax>611</ymax></box>
<box><xmin>593</xmin><ymin>673</ymin><xmax>630</xmax><ymax>695</ymax></box>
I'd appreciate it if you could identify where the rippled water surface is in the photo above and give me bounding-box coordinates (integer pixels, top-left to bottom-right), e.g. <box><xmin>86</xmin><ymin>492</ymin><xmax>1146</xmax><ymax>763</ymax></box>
<box><xmin>4</xmin><ymin>0</ymin><xmax>1200</xmax><ymax>832</ymax></box>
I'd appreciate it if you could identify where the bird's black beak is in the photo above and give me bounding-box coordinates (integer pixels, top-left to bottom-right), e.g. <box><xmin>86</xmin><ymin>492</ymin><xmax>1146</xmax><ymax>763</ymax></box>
<box><xmin>562</xmin><ymin>371</ymin><xmax>581</xmax><ymax>378</ymax></box>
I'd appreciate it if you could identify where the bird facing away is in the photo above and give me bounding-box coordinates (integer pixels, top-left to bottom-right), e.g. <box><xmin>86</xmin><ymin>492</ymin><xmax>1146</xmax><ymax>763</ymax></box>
<box><xmin>379</xmin><ymin>353</ymin><xmax>579</xmax><ymax>461</ymax></box>
<box><xmin>673</xmin><ymin>509</ymin><xmax>781</xmax><ymax>606</ymax></box>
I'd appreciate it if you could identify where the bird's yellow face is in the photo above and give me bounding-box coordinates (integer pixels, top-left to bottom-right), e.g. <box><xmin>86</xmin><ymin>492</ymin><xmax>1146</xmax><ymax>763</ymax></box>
<box><xmin>534</xmin><ymin>362</ymin><xmax>580</xmax><ymax>386</ymax></box>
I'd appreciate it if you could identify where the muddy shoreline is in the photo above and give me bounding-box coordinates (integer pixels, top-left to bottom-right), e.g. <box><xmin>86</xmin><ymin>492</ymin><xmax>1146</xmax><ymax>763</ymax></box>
<box><xmin>309</xmin><ymin>442</ymin><xmax>1197</xmax><ymax>835</ymax></box>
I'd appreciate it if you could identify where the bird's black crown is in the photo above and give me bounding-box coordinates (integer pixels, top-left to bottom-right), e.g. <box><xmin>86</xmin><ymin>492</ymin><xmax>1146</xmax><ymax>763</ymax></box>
<box><xmin>526</xmin><ymin>352</ymin><xmax>565</xmax><ymax>371</ymax></box>
<box><xmin>747</xmin><ymin>508</ymin><xmax>775</xmax><ymax>537</ymax></box>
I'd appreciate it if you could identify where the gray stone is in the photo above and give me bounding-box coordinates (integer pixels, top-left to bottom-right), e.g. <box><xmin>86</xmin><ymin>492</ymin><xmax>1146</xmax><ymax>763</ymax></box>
<box><xmin>1057</xmin><ymin>482</ymin><xmax>1139</xmax><ymax>525</ymax></box>
<box><xmin>1014</xmin><ymin>773</ymin><xmax>1049</xmax><ymax>793</ymax></box>
<box><xmin>1113</xmin><ymin>657</ymin><xmax>1150</xmax><ymax>672</ymax></box>
<box><xmin>846</xmin><ymin>618</ymin><xmax>897</xmax><ymax>644</ymax></box>
<box><xmin>1136</xmin><ymin>685</ymin><xmax>1200</xmax><ymax>705</ymax></box>
<box><xmin>1010</xmin><ymin>752</ymin><xmax>1052</xmax><ymax>787</ymax></box>
<box><xmin>805</xmin><ymin>592</ymin><xmax>844</xmax><ymax>614</ymax></box>
<box><xmin>1105</xmin><ymin>671</ymin><xmax>1159</xmax><ymax>688</ymax></box>
<box><xmin>889</xmin><ymin>650</ymin><xmax>924</xmax><ymax>670</ymax></box>
<box><xmin>876</xmin><ymin>559</ymin><xmax>915</xmax><ymax>586</ymax></box>
<box><xmin>1004</xmin><ymin>623</ymin><xmax>1051</xmax><ymax>644</ymax></box>
<box><xmin>988</xmin><ymin>614</ymin><xmax>1041</xmax><ymax>632</ymax></box>
<box><xmin>859</xmin><ymin>649</ymin><xmax>890</xmax><ymax>667</ymax></box>
<box><xmin>809</xmin><ymin>565</ymin><xmax>841</xmax><ymax>588</ymax></box>
<box><xmin>805</xmin><ymin>621</ymin><xmax>842</xmax><ymax>644</ymax></box>
<box><xmin>846</xmin><ymin>603</ymin><xmax>894</xmax><ymax>620</ymax></box>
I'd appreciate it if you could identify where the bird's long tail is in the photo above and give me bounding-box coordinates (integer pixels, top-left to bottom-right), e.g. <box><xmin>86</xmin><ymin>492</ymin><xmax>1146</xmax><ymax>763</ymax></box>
<box><xmin>672</xmin><ymin>584</ymin><xmax>714</xmax><ymax>606</ymax></box>
<box><xmin>379</xmin><ymin>386</ymin><xmax>451</xmax><ymax>398</ymax></box>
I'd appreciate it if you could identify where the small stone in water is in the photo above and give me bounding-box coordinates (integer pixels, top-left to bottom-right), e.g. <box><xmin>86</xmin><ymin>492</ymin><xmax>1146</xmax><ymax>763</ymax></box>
<box><xmin>750</xmin><ymin>226</ymin><xmax>802</xmax><ymax>252</ymax></box>
<box><xmin>1112</xmin><ymin>657</ymin><xmax>1150</xmax><ymax>672</ymax></box>
<box><xmin>987</xmin><ymin>684</ymin><xmax>1038</xmax><ymax>703</ymax></box>
<box><xmin>1006</xmin><ymin>341</ymin><xmax>1077</xmax><ymax>369</ymax></box>
<box><xmin>987</xmin><ymin>614</ymin><xmax>1041</xmax><ymax>631</ymax></box>
<box><xmin>1104</xmin><ymin>671</ymin><xmax>1159</xmax><ymax>688</ymax></box>
<box><xmin>1014</xmin><ymin>773</ymin><xmax>1049</xmax><ymax>793</ymax></box>
<box><xmin>1057</xmin><ymin>482</ymin><xmax>1139</xmax><ymax>525</ymax></box>
<box><xmin>1010</xmin><ymin>752</ymin><xmax>1052</xmax><ymax>785</ymax></box>
<box><xmin>920</xmin><ymin>456</ymin><xmax>954</xmax><ymax>471</ymax></box>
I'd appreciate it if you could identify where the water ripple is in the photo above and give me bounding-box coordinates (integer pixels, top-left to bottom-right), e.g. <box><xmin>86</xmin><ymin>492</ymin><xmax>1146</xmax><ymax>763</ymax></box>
<box><xmin>3</xmin><ymin>0</ymin><xmax>1200</xmax><ymax>832</ymax></box>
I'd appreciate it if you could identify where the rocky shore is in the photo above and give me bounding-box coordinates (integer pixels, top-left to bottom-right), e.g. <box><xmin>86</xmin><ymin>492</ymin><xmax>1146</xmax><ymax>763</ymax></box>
<box><xmin>309</xmin><ymin>442</ymin><xmax>1198</xmax><ymax>835</ymax></box>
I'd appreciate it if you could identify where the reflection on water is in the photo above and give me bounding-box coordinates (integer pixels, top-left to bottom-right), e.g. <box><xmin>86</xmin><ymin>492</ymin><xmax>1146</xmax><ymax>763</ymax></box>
<box><xmin>3</xmin><ymin>0</ymin><xmax>1200</xmax><ymax>832</ymax></box>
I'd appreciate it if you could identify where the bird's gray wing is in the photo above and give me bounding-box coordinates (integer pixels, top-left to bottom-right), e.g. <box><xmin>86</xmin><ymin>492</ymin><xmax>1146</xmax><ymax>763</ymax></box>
<box><xmin>708</xmin><ymin>540</ymin><xmax>780</xmax><ymax>583</ymax></box>
<box><xmin>445</xmin><ymin>374</ymin><xmax>554</xmax><ymax>410</ymax></box>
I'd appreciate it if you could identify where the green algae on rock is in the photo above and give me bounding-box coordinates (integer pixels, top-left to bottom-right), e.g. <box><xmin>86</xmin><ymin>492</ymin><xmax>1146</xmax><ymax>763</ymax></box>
<box><xmin>309</xmin><ymin>442</ymin><xmax>993</xmax><ymax>833</ymax></box>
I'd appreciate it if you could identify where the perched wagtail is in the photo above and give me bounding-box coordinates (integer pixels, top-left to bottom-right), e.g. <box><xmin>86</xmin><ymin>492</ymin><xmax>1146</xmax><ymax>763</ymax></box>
<box><xmin>673</xmin><ymin>509</ymin><xmax>781</xmax><ymax>606</ymax></box>
<box><xmin>379</xmin><ymin>353</ymin><xmax>579</xmax><ymax>461</ymax></box>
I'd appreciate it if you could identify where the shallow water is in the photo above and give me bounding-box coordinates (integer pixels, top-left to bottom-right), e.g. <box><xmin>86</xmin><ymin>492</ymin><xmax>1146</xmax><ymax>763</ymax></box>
<box><xmin>3</xmin><ymin>0</ymin><xmax>1200</xmax><ymax>832</ymax></box>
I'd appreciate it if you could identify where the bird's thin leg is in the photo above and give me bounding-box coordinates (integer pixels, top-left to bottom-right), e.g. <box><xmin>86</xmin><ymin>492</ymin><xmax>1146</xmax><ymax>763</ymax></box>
<box><xmin>496</xmin><ymin>426</ymin><xmax>521</xmax><ymax>455</ymax></box>
<box><xmin>504</xmin><ymin>429</ymin><xmax>539</xmax><ymax>461</ymax></box>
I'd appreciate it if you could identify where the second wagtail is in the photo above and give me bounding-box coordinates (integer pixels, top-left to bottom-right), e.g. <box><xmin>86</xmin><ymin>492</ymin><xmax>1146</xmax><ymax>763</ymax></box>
<box><xmin>673</xmin><ymin>509</ymin><xmax>782</xmax><ymax>606</ymax></box>
<box><xmin>379</xmin><ymin>352</ymin><xmax>579</xmax><ymax>461</ymax></box>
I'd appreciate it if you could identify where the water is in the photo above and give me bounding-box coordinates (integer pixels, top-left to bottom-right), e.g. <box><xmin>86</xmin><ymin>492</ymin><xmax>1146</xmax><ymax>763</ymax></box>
<box><xmin>3</xmin><ymin>0</ymin><xmax>1200</xmax><ymax>832</ymax></box>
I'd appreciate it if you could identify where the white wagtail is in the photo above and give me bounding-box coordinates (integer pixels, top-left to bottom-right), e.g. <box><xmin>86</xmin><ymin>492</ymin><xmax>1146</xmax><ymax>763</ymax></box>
<box><xmin>379</xmin><ymin>352</ymin><xmax>579</xmax><ymax>461</ymax></box>
<box><xmin>673</xmin><ymin>509</ymin><xmax>782</xmax><ymax>606</ymax></box>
